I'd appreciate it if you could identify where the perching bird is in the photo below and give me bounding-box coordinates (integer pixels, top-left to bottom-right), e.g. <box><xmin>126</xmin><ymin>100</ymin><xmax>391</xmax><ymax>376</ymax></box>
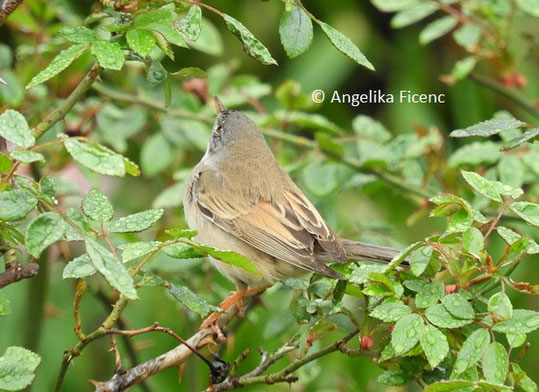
<box><xmin>184</xmin><ymin>97</ymin><xmax>403</xmax><ymax>323</ymax></box>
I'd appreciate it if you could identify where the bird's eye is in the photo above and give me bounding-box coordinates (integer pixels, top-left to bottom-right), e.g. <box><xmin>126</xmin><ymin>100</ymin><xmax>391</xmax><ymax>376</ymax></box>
<box><xmin>215</xmin><ymin>124</ymin><xmax>223</xmax><ymax>135</ymax></box>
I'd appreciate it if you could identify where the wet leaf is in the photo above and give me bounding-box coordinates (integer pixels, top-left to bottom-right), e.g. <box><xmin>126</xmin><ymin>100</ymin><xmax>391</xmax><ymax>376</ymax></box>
<box><xmin>25</xmin><ymin>212</ymin><xmax>65</xmax><ymax>258</ymax></box>
<box><xmin>82</xmin><ymin>188</ymin><xmax>113</xmax><ymax>222</ymax></box>
<box><xmin>391</xmin><ymin>313</ymin><xmax>424</xmax><ymax>355</ymax></box>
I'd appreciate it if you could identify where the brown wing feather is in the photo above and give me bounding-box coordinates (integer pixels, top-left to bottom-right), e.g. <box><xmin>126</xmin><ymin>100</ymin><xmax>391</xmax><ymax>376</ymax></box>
<box><xmin>195</xmin><ymin>169</ymin><xmax>344</xmax><ymax>279</ymax></box>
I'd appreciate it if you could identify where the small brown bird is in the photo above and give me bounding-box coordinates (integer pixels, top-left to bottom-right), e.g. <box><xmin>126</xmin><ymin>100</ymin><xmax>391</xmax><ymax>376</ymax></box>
<box><xmin>184</xmin><ymin>97</ymin><xmax>403</xmax><ymax>324</ymax></box>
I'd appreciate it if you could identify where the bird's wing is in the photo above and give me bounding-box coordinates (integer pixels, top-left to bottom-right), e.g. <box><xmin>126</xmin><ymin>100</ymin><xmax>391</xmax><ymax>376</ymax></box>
<box><xmin>194</xmin><ymin>169</ymin><xmax>344</xmax><ymax>279</ymax></box>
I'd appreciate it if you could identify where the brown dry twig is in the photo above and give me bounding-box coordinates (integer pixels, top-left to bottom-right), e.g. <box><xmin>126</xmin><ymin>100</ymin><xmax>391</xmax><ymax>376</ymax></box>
<box><xmin>0</xmin><ymin>260</ymin><xmax>39</xmax><ymax>289</ymax></box>
<box><xmin>94</xmin><ymin>295</ymin><xmax>255</xmax><ymax>392</ymax></box>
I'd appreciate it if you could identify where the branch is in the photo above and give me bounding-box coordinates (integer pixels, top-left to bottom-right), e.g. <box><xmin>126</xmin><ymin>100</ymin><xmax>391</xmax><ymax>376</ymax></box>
<box><xmin>0</xmin><ymin>261</ymin><xmax>39</xmax><ymax>289</ymax></box>
<box><xmin>33</xmin><ymin>63</ymin><xmax>102</xmax><ymax>140</ymax></box>
<box><xmin>211</xmin><ymin>329</ymin><xmax>360</xmax><ymax>390</ymax></box>
<box><xmin>470</xmin><ymin>73</ymin><xmax>539</xmax><ymax>120</ymax></box>
<box><xmin>95</xmin><ymin>295</ymin><xmax>256</xmax><ymax>392</ymax></box>
<box><xmin>0</xmin><ymin>0</ymin><xmax>23</xmax><ymax>26</ymax></box>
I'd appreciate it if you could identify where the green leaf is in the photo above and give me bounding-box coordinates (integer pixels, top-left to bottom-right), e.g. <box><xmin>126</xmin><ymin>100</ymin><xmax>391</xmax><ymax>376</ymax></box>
<box><xmin>429</xmin><ymin>193</ymin><xmax>472</xmax><ymax>216</ymax></box>
<box><xmin>275</xmin><ymin>110</ymin><xmax>344</xmax><ymax>135</ymax></box>
<box><xmin>0</xmin><ymin>189</ymin><xmax>37</xmax><ymax>221</ymax></box>
<box><xmin>0</xmin><ymin>290</ymin><xmax>12</xmax><ymax>316</ymax></box>
<box><xmin>62</xmin><ymin>254</ymin><xmax>96</xmax><ymax>279</ymax></box>
<box><xmin>60</xmin><ymin>26</ymin><xmax>99</xmax><ymax>44</ymax></box>
<box><xmin>391</xmin><ymin>2</ymin><xmax>438</xmax><ymax>28</ymax></box>
<box><xmin>140</xmin><ymin>133</ymin><xmax>172</xmax><ymax>176</ymax></box>
<box><xmin>161</xmin><ymin>242</ymin><xmax>203</xmax><ymax>259</ymax></box>
<box><xmin>134</xmin><ymin>6</ymin><xmax>176</xmax><ymax>28</ymax></box>
<box><xmin>91</xmin><ymin>41</ymin><xmax>124</xmax><ymax>70</ymax></box>
<box><xmin>501</xmin><ymin>128</ymin><xmax>539</xmax><ymax>150</ymax></box>
<box><xmin>377</xmin><ymin>369</ymin><xmax>410</xmax><ymax>386</ymax></box>
<box><xmin>123</xmin><ymin>156</ymin><xmax>140</xmax><ymax>177</ymax></box>
<box><xmin>416</xmin><ymin>282</ymin><xmax>445</xmax><ymax>309</ymax></box>
<box><xmin>170</xmin><ymin>67</ymin><xmax>207</xmax><ymax>81</ymax></box>
<box><xmin>451</xmin><ymin>56</ymin><xmax>478</xmax><ymax>81</ymax></box>
<box><xmin>126</xmin><ymin>28</ymin><xmax>156</xmax><ymax>58</ymax></box>
<box><xmin>180</xmin><ymin>5</ymin><xmax>202</xmax><ymax>42</ymax></box>
<box><xmin>168</xmin><ymin>284</ymin><xmax>220</xmax><ymax>318</ymax></box>
<box><xmin>279</xmin><ymin>4</ymin><xmax>313</xmax><ymax>58</ymax></box>
<box><xmin>25</xmin><ymin>212</ymin><xmax>65</xmax><ymax>257</ymax></box>
<box><xmin>0</xmin><ymin>152</ymin><xmax>14</xmax><ymax>174</ymax></box>
<box><xmin>488</xmin><ymin>292</ymin><xmax>512</xmax><ymax>322</ymax></box>
<box><xmin>191</xmin><ymin>242</ymin><xmax>261</xmax><ymax>276</ymax></box>
<box><xmin>352</xmin><ymin>115</ymin><xmax>391</xmax><ymax>143</ymax></box>
<box><xmin>106</xmin><ymin>209</ymin><xmax>163</xmax><ymax>234</ymax></box>
<box><xmin>363</xmin><ymin>283</ymin><xmax>394</xmax><ymax>297</ymax></box>
<box><xmin>383</xmin><ymin>241</ymin><xmax>422</xmax><ymax>274</ymax></box>
<box><xmin>506</xmin><ymin>333</ymin><xmax>526</xmax><ymax>348</ymax></box>
<box><xmin>391</xmin><ymin>313</ymin><xmax>424</xmax><ymax>355</ymax></box>
<box><xmin>496</xmin><ymin>227</ymin><xmax>539</xmax><ymax>254</ymax></box>
<box><xmin>462</xmin><ymin>227</ymin><xmax>483</xmax><ymax>257</ymax></box>
<box><xmin>424</xmin><ymin>304</ymin><xmax>473</xmax><ymax>328</ymax></box>
<box><xmin>446</xmin><ymin>209</ymin><xmax>473</xmax><ymax>233</ymax></box>
<box><xmin>511</xmin><ymin>363</ymin><xmax>538</xmax><ymax>392</ymax></box>
<box><xmin>450</xmin><ymin>118</ymin><xmax>525</xmax><ymax>138</ymax></box>
<box><xmin>370</xmin><ymin>0</ymin><xmax>416</xmax><ymax>12</ymax></box>
<box><xmin>64</xmin><ymin>138</ymin><xmax>126</xmax><ymax>177</ymax></box>
<box><xmin>453</xmin><ymin>24</ymin><xmax>481</xmax><ymax>48</ymax></box>
<box><xmin>26</xmin><ymin>44</ymin><xmax>87</xmax><ymax>88</ymax></box>
<box><xmin>517</xmin><ymin>0</ymin><xmax>539</xmax><ymax>16</ymax></box>
<box><xmin>349</xmin><ymin>262</ymin><xmax>386</xmax><ymax>285</ymax></box>
<box><xmin>409</xmin><ymin>245</ymin><xmax>433</xmax><ymax>276</ymax></box>
<box><xmin>441</xmin><ymin>293</ymin><xmax>475</xmax><ymax>320</ymax></box>
<box><xmin>120</xmin><ymin>241</ymin><xmax>160</xmax><ymax>263</ymax></box>
<box><xmin>498</xmin><ymin>156</ymin><xmax>524</xmax><ymax>188</ymax></box>
<box><xmin>154</xmin><ymin>30</ymin><xmax>173</xmax><ymax>59</ymax></box>
<box><xmin>146</xmin><ymin>60</ymin><xmax>168</xmax><ymax>84</ymax></box>
<box><xmin>420</xmin><ymin>324</ymin><xmax>449</xmax><ymax>368</ymax></box>
<box><xmin>510</xmin><ymin>201</ymin><xmax>539</xmax><ymax>226</ymax></box>
<box><xmin>151</xmin><ymin>24</ymin><xmax>187</xmax><ymax>47</ymax></box>
<box><xmin>449</xmin><ymin>142</ymin><xmax>502</xmax><ymax>167</ymax></box>
<box><xmin>482</xmin><ymin>342</ymin><xmax>508</xmax><ymax>384</ymax></box>
<box><xmin>223</xmin><ymin>14</ymin><xmax>277</xmax><ymax>65</ymax></box>
<box><xmin>185</xmin><ymin>17</ymin><xmax>223</xmax><ymax>55</ymax></box>
<box><xmin>302</xmin><ymin>161</ymin><xmax>339</xmax><ymax>197</ymax></box>
<box><xmin>318</xmin><ymin>22</ymin><xmax>374</xmax><ymax>70</ymax></box>
<box><xmin>165</xmin><ymin>228</ymin><xmax>197</xmax><ymax>238</ymax></box>
<box><xmin>369</xmin><ymin>301</ymin><xmax>412</xmax><ymax>322</ymax></box>
<box><xmin>452</xmin><ymin>328</ymin><xmax>490</xmax><ymax>375</ymax></box>
<box><xmin>0</xmin><ymin>346</ymin><xmax>41</xmax><ymax>391</ymax></box>
<box><xmin>424</xmin><ymin>380</ymin><xmax>511</xmax><ymax>391</ymax></box>
<box><xmin>492</xmin><ymin>309</ymin><xmax>539</xmax><ymax>333</ymax></box>
<box><xmin>461</xmin><ymin>170</ymin><xmax>502</xmax><ymax>202</ymax></box>
<box><xmin>419</xmin><ymin>16</ymin><xmax>458</xmax><ymax>45</ymax></box>
<box><xmin>85</xmin><ymin>239</ymin><xmax>137</xmax><ymax>299</ymax></box>
<box><xmin>9</xmin><ymin>149</ymin><xmax>44</xmax><ymax>163</ymax></box>
<box><xmin>82</xmin><ymin>188</ymin><xmax>113</xmax><ymax>222</ymax></box>
<box><xmin>0</xmin><ymin>110</ymin><xmax>35</xmax><ymax>148</ymax></box>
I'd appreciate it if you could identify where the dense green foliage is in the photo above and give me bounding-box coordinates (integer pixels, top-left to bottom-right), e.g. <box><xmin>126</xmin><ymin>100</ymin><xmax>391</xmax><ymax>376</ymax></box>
<box><xmin>0</xmin><ymin>0</ymin><xmax>538</xmax><ymax>391</ymax></box>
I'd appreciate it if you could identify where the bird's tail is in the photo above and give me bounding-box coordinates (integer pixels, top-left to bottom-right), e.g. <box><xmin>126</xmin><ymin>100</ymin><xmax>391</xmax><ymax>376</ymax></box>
<box><xmin>340</xmin><ymin>238</ymin><xmax>409</xmax><ymax>265</ymax></box>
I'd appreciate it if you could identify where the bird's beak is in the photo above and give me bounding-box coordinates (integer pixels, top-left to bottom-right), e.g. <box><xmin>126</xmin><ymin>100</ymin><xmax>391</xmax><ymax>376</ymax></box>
<box><xmin>214</xmin><ymin>96</ymin><xmax>227</xmax><ymax>114</ymax></box>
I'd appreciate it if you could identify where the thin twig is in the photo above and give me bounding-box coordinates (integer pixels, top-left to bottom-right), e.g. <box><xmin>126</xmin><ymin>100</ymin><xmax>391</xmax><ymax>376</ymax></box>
<box><xmin>0</xmin><ymin>0</ymin><xmax>23</xmax><ymax>26</ymax></box>
<box><xmin>33</xmin><ymin>63</ymin><xmax>102</xmax><ymax>139</ymax></box>
<box><xmin>94</xmin><ymin>294</ymin><xmax>259</xmax><ymax>392</ymax></box>
<box><xmin>470</xmin><ymin>73</ymin><xmax>539</xmax><ymax>119</ymax></box>
<box><xmin>105</xmin><ymin>322</ymin><xmax>214</xmax><ymax>368</ymax></box>
<box><xmin>484</xmin><ymin>198</ymin><xmax>511</xmax><ymax>240</ymax></box>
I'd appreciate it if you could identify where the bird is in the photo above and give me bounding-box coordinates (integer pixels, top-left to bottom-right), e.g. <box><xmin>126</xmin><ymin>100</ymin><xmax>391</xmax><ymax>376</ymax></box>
<box><xmin>184</xmin><ymin>97</ymin><xmax>404</xmax><ymax>326</ymax></box>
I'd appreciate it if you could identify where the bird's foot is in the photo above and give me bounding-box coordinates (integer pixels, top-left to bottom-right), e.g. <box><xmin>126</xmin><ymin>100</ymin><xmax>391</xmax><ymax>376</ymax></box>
<box><xmin>199</xmin><ymin>291</ymin><xmax>244</xmax><ymax>330</ymax></box>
